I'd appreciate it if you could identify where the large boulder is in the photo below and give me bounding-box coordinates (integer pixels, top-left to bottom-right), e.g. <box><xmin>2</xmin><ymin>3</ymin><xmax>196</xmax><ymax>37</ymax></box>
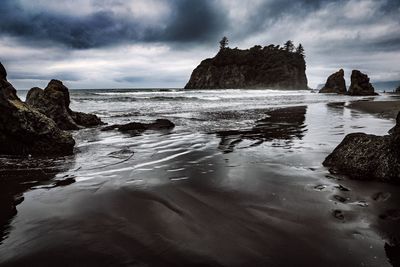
<box><xmin>319</xmin><ymin>69</ymin><xmax>346</xmax><ymax>94</ymax></box>
<box><xmin>0</xmin><ymin>63</ymin><xmax>75</xmax><ymax>156</ymax></box>
<box><xmin>323</xmin><ymin>112</ymin><xmax>400</xmax><ymax>183</ymax></box>
<box><xmin>347</xmin><ymin>70</ymin><xmax>378</xmax><ymax>96</ymax></box>
<box><xmin>26</xmin><ymin>80</ymin><xmax>103</xmax><ymax>130</ymax></box>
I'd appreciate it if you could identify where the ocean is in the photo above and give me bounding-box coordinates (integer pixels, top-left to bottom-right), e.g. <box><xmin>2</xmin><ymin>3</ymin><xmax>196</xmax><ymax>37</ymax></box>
<box><xmin>1</xmin><ymin>89</ymin><xmax>399</xmax><ymax>266</ymax></box>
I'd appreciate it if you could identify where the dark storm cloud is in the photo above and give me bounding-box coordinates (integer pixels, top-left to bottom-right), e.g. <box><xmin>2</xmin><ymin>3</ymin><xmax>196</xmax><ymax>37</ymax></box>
<box><xmin>0</xmin><ymin>0</ymin><xmax>227</xmax><ymax>49</ymax></box>
<box><xmin>162</xmin><ymin>0</ymin><xmax>226</xmax><ymax>42</ymax></box>
<box><xmin>1</xmin><ymin>0</ymin><xmax>399</xmax><ymax>88</ymax></box>
<box><xmin>229</xmin><ymin>0</ymin><xmax>399</xmax><ymax>43</ymax></box>
<box><xmin>0</xmin><ymin>0</ymin><xmax>399</xmax><ymax>50</ymax></box>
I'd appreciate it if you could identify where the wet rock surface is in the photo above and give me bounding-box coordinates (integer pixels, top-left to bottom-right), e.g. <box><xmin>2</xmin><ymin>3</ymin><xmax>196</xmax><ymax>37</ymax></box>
<box><xmin>347</xmin><ymin>70</ymin><xmax>378</xmax><ymax>96</ymax></box>
<box><xmin>185</xmin><ymin>45</ymin><xmax>308</xmax><ymax>89</ymax></box>
<box><xmin>323</xmin><ymin>112</ymin><xmax>400</xmax><ymax>183</ymax></box>
<box><xmin>26</xmin><ymin>80</ymin><xmax>103</xmax><ymax>130</ymax></box>
<box><xmin>319</xmin><ymin>69</ymin><xmax>347</xmax><ymax>94</ymax></box>
<box><xmin>102</xmin><ymin>119</ymin><xmax>175</xmax><ymax>133</ymax></box>
<box><xmin>0</xmin><ymin>63</ymin><xmax>75</xmax><ymax>156</ymax></box>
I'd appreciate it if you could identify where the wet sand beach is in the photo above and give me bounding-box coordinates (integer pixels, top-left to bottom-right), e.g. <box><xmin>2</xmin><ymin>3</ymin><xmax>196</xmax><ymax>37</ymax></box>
<box><xmin>1</xmin><ymin>90</ymin><xmax>400</xmax><ymax>266</ymax></box>
<box><xmin>348</xmin><ymin>99</ymin><xmax>400</xmax><ymax>119</ymax></box>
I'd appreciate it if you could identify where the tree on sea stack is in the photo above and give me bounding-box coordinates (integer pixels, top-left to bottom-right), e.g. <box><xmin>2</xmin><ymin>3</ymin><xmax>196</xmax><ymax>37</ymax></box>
<box><xmin>284</xmin><ymin>40</ymin><xmax>294</xmax><ymax>52</ymax></box>
<box><xmin>219</xmin><ymin>36</ymin><xmax>229</xmax><ymax>50</ymax></box>
<box><xmin>296</xmin><ymin>43</ymin><xmax>305</xmax><ymax>58</ymax></box>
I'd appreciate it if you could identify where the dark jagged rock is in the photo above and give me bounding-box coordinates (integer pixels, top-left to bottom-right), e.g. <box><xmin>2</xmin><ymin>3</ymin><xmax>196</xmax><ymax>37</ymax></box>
<box><xmin>347</xmin><ymin>70</ymin><xmax>378</xmax><ymax>96</ymax></box>
<box><xmin>26</xmin><ymin>85</ymin><xmax>78</xmax><ymax>130</ymax></box>
<box><xmin>185</xmin><ymin>46</ymin><xmax>308</xmax><ymax>89</ymax></box>
<box><xmin>102</xmin><ymin>119</ymin><xmax>175</xmax><ymax>133</ymax></box>
<box><xmin>0</xmin><ymin>64</ymin><xmax>75</xmax><ymax>156</ymax></box>
<box><xmin>71</xmin><ymin>111</ymin><xmax>104</xmax><ymax>128</ymax></box>
<box><xmin>0</xmin><ymin>62</ymin><xmax>7</xmax><ymax>80</ymax></box>
<box><xmin>323</xmin><ymin>112</ymin><xmax>400</xmax><ymax>183</ymax></box>
<box><xmin>26</xmin><ymin>80</ymin><xmax>103</xmax><ymax>130</ymax></box>
<box><xmin>319</xmin><ymin>69</ymin><xmax>346</xmax><ymax>94</ymax></box>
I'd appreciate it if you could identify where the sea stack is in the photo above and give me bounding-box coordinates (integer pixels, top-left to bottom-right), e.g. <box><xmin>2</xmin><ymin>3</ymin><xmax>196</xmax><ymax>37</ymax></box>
<box><xmin>347</xmin><ymin>70</ymin><xmax>378</xmax><ymax>96</ymax></box>
<box><xmin>185</xmin><ymin>45</ymin><xmax>308</xmax><ymax>89</ymax></box>
<box><xmin>0</xmin><ymin>62</ymin><xmax>75</xmax><ymax>156</ymax></box>
<box><xmin>26</xmin><ymin>80</ymin><xmax>103</xmax><ymax>130</ymax></box>
<box><xmin>323</xmin><ymin>112</ymin><xmax>400</xmax><ymax>183</ymax></box>
<box><xmin>319</xmin><ymin>69</ymin><xmax>346</xmax><ymax>94</ymax></box>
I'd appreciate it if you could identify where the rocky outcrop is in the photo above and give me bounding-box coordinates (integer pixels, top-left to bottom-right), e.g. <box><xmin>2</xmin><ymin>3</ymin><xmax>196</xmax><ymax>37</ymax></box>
<box><xmin>323</xmin><ymin>112</ymin><xmax>400</xmax><ymax>183</ymax></box>
<box><xmin>185</xmin><ymin>46</ymin><xmax>308</xmax><ymax>89</ymax></box>
<box><xmin>347</xmin><ymin>70</ymin><xmax>378</xmax><ymax>96</ymax></box>
<box><xmin>319</xmin><ymin>69</ymin><xmax>346</xmax><ymax>94</ymax></box>
<box><xmin>26</xmin><ymin>80</ymin><xmax>103</xmax><ymax>130</ymax></box>
<box><xmin>102</xmin><ymin>119</ymin><xmax>175</xmax><ymax>133</ymax></box>
<box><xmin>0</xmin><ymin>62</ymin><xmax>75</xmax><ymax>156</ymax></box>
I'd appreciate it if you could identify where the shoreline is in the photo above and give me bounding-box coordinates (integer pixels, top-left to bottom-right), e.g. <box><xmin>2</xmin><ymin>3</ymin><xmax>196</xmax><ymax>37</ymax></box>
<box><xmin>347</xmin><ymin>99</ymin><xmax>400</xmax><ymax>120</ymax></box>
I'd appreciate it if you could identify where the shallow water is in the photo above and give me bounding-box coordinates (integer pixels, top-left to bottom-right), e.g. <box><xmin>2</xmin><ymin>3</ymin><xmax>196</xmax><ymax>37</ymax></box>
<box><xmin>1</xmin><ymin>89</ymin><xmax>400</xmax><ymax>266</ymax></box>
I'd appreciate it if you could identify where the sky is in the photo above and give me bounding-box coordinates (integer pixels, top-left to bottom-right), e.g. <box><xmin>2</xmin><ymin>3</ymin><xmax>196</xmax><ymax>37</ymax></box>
<box><xmin>0</xmin><ymin>0</ymin><xmax>399</xmax><ymax>89</ymax></box>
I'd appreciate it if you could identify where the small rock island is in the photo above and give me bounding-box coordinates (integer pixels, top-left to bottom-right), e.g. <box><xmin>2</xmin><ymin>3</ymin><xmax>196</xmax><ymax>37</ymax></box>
<box><xmin>347</xmin><ymin>70</ymin><xmax>378</xmax><ymax>96</ymax></box>
<box><xmin>319</xmin><ymin>69</ymin><xmax>346</xmax><ymax>94</ymax></box>
<box><xmin>185</xmin><ymin>39</ymin><xmax>308</xmax><ymax>90</ymax></box>
<box><xmin>319</xmin><ymin>69</ymin><xmax>378</xmax><ymax>96</ymax></box>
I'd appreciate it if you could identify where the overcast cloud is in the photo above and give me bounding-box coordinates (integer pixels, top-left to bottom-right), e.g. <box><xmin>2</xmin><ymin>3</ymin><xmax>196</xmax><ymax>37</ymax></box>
<box><xmin>0</xmin><ymin>0</ymin><xmax>399</xmax><ymax>89</ymax></box>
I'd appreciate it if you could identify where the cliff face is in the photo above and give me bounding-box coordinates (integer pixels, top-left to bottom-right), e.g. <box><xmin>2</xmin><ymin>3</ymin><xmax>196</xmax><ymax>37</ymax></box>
<box><xmin>185</xmin><ymin>46</ymin><xmax>308</xmax><ymax>89</ymax></box>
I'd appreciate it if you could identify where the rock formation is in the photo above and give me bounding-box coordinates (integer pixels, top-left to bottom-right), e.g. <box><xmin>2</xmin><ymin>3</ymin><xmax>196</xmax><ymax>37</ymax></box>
<box><xmin>347</xmin><ymin>70</ymin><xmax>378</xmax><ymax>96</ymax></box>
<box><xmin>0</xmin><ymin>61</ymin><xmax>6</xmax><ymax>80</ymax></box>
<box><xmin>185</xmin><ymin>46</ymin><xmax>308</xmax><ymax>89</ymax></box>
<box><xmin>102</xmin><ymin>119</ymin><xmax>175</xmax><ymax>133</ymax></box>
<box><xmin>319</xmin><ymin>69</ymin><xmax>346</xmax><ymax>94</ymax></box>
<box><xmin>323</xmin><ymin>112</ymin><xmax>400</xmax><ymax>183</ymax></box>
<box><xmin>0</xmin><ymin>62</ymin><xmax>75</xmax><ymax>156</ymax></box>
<box><xmin>26</xmin><ymin>80</ymin><xmax>103</xmax><ymax>130</ymax></box>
